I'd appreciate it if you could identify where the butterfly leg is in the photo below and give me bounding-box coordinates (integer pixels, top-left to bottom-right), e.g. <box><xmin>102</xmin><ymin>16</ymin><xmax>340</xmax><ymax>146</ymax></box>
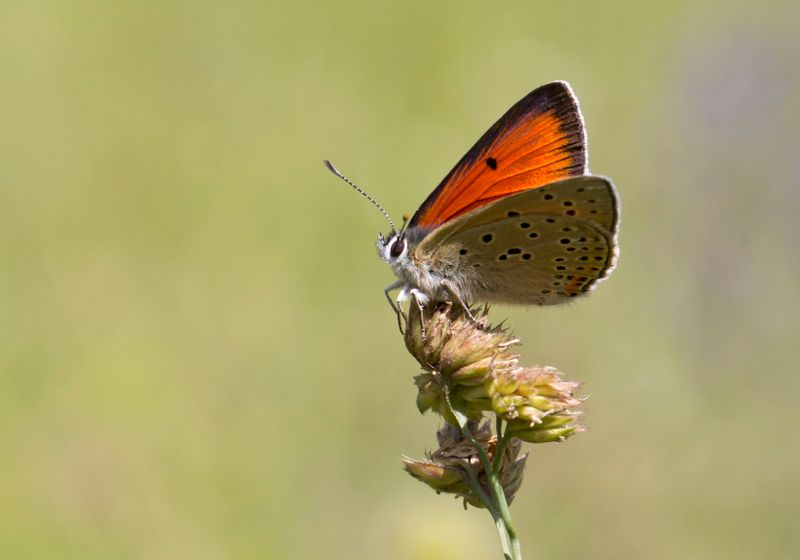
<box><xmin>399</xmin><ymin>288</ymin><xmax>430</xmax><ymax>337</ymax></box>
<box><xmin>384</xmin><ymin>281</ymin><xmax>407</xmax><ymax>334</ymax></box>
<box><xmin>409</xmin><ymin>291</ymin><xmax>428</xmax><ymax>340</ymax></box>
<box><xmin>442</xmin><ymin>281</ymin><xmax>476</xmax><ymax>322</ymax></box>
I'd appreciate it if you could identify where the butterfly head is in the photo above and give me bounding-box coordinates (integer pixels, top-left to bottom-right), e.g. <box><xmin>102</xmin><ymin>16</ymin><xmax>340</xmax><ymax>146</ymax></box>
<box><xmin>377</xmin><ymin>231</ymin><xmax>409</xmax><ymax>264</ymax></box>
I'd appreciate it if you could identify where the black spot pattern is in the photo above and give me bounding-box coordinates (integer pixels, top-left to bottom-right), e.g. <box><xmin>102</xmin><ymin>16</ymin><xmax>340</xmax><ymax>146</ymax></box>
<box><xmin>443</xmin><ymin>211</ymin><xmax>613</xmax><ymax>304</ymax></box>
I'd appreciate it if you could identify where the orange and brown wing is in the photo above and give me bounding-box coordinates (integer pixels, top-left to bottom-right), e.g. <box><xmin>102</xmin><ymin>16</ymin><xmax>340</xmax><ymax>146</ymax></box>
<box><xmin>410</xmin><ymin>81</ymin><xmax>587</xmax><ymax>229</ymax></box>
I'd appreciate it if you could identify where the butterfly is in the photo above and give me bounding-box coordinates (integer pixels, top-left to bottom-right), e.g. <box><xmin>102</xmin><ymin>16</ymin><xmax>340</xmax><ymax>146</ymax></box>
<box><xmin>325</xmin><ymin>81</ymin><xmax>619</xmax><ymax>325</ymax></box>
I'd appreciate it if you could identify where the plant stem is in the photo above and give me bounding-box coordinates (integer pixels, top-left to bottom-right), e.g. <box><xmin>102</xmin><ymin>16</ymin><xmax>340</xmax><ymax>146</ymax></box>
<box><xmin>442</xmin><ymin>390</ymin><xmax>523</xmax><ymax>559</ymax></box>
<box><xmin>492</xmin><ymin>418</ymin><xmax>510</xmax><ymax>475</ymax></box>
<box><xmin>463</xmin><ymin>469</ymin><xmax>513</xmax><ymax>559</ymax></box>
<box><xmin>461</xmin><ymin>421</ymin><xmax>523</xmax><ymax>560</ymax></box>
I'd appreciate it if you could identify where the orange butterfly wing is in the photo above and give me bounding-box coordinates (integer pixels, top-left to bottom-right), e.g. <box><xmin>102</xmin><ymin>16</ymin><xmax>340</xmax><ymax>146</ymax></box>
<box><xmin>410</xmin><ymin>81</ymin><xmax>587</xmax><ymax>229</ymax></box>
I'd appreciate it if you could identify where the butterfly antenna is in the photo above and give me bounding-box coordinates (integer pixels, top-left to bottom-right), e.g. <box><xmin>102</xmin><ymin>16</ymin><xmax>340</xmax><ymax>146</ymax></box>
<box><xmin>323</xmin><ymin>160</ymin><xmax>397</xmax><ymax>234</ymax></box>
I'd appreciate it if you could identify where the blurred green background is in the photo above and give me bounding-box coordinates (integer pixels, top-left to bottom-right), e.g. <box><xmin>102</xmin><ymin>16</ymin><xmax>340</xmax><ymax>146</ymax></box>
<box><xmin>2</xmin><ymin>1</ymin><xmax>798</xmax><ymax>558</ymax></box>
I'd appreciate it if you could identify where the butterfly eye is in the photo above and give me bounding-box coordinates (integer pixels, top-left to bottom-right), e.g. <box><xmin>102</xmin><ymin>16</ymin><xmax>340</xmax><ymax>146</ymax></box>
<box><xmin>390</xmin><ymin>236</ymin><xmax>406</xmax><ymax>258</ymax></box>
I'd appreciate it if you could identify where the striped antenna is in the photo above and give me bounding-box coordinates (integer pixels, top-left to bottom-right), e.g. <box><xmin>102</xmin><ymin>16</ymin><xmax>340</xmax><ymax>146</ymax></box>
<box><xmin>323</xmin><ymin>160</ymin><xmax>397</xmax><ymax>234</ymax></box>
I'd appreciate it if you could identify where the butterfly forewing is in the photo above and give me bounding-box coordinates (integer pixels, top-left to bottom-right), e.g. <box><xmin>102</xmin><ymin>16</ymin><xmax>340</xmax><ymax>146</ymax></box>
<box><xmin>410</xmin><ymin>82</ymin><xmax>587</xmax><ymax>229</ymax></box>
<box><xmin>414</xmin><ymin>176</ymin><xmax>619</xmax><ymax>306</ymax></box>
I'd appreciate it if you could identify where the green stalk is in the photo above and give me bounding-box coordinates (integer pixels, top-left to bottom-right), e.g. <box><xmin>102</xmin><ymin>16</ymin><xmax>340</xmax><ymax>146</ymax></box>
<box><xmin>463</xmin><ymin>467</ymin><xmax>513</xmax><ymax>559</ymax></box>
<box><xmin>443</xmin><ymin>390</ymin><xmax>523</xmax><ymax>560</ymax></box>
<box><xmin>492</xmin><ymin>417</ymin><xmax>511</xmax><ymax>475</ymax></box>
<box><xmin>461</xmin><ymin>420</ymin><xmax>522</xmax><ymax>560</ymax></box>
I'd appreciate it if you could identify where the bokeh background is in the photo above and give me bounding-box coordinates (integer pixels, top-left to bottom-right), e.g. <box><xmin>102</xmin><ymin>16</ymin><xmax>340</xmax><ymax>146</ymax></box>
<box><xmin>2</xmin><ymin>1</ymin><xmax>798</xmax><ymax>558</ymax></box>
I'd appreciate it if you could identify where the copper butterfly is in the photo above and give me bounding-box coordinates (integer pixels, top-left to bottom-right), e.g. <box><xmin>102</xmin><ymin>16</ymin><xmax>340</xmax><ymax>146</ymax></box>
<box><xmin>326</xmin><ymin>81</ymin><xmax>619</xmax><ymax>321</ymax></box>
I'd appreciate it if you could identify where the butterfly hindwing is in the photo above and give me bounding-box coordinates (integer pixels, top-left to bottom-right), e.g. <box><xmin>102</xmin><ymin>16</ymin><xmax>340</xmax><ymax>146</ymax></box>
<box><xmin>413</xmin><ymin>176</ymin><xmax>619</xmax><ymax>306</ymax></box>
<box><xmin>410</xmin><ymin>81</ymin><xmax>587</xmax><ymax>229</ymax></box>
